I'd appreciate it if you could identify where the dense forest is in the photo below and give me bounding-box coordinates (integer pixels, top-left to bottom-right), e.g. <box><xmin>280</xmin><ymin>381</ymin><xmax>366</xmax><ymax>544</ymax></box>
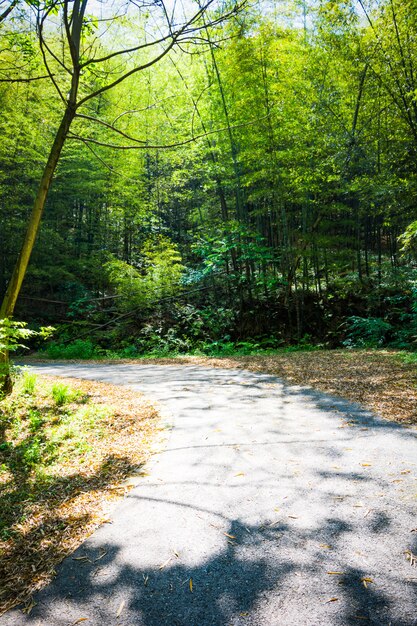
<box><xmin>1</xmin><ymin>0</ymin><xmax>417</xmax><ymax>360</ymax></box>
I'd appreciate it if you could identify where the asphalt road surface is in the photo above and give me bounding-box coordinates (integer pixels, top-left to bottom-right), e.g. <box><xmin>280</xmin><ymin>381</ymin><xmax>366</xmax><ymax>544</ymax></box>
<box><xmin>1</xmin><ymin>363</ymin><xmax>417</xmax><ymax>626</ymax></box>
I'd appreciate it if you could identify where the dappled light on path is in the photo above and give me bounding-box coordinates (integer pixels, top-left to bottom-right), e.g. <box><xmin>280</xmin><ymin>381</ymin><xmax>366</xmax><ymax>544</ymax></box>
<box><xmin>2</xmin><ymin>364</ymin><xmax>416</xmax><ymax>625</ymax></box>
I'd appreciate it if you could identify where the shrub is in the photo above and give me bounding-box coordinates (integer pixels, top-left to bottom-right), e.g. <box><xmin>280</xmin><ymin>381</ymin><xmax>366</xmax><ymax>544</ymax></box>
<box><xmin>47</xmin><ymin>339</ymin><xmax>95</xmax><ymax>360</ymax></box>
<box><xmin>343</xmin><ymin>316</ymin><xmax>392</xmax><ymax>348</ymax></box>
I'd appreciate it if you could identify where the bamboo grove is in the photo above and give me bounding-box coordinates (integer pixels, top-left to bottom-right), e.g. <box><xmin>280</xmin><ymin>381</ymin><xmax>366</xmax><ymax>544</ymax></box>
<box><xmin>1</xmin><ymin>0</ymin><xmax>417</xmax><ymax>357</ymax></box>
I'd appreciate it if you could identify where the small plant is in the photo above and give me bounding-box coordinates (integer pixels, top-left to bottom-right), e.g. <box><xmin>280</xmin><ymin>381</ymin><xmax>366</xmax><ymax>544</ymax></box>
<box><xmin>52</xmin><ymin>383</ymin><xmax>71</xmax><ymax>406</ymax></box>
<box><xmin>20</xmin><ymin>371</ymin><xmax>37</xmax><ymax>395</ymax></box>
<box><xmin>343</xmin><ymin>316</ymin><xmax>392</xmax><ymax>348</ymax></box>
<box><xmin>28</xmin><ymin>409</ymin><xmax>44</xmax><ymax>432</ymax></box>
<box><xmin>0</xmin><ymin>319</ymin><xmax>54</xmax><ymax>396</ymax></box>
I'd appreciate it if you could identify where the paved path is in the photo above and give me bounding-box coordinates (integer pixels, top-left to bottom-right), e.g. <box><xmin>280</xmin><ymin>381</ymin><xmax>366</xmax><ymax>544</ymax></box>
<box><xmin>2</xmin><ymin>363</ymin><xmax>417</xmax><ymax>626</ymax></box>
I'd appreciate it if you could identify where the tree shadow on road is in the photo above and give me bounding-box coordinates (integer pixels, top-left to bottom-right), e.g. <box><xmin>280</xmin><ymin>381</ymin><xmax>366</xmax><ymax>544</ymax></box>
<box><xmin>3</xmin><ymin>363</ymin><xmax>416</xmax><ymax>625</ymax></box>
<box><xmin>3</xmin><ymin>506</ymin><xmax>416</xmax><ymax>626</ymax></box>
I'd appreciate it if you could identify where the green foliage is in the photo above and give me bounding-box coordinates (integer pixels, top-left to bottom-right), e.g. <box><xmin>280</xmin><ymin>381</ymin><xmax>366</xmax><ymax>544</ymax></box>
<box><xmin>0</xmin><ymin>320</ymin><xmax>54</xmax><ymax>357</ymax></box>
<box><xmin>20</xmin><ymin>371</ymin><xmax>37</xmax><ymax>395</ymax></box>
<box><xmin>0</xmin><ymin>319</ymin><xmax>36</xmax><ymax>356</ymax></box>
<box><xmin>51</xmin><ymin>383</ymin><xmax>71</xmax><ymax>406</ymax></box>
<box><xmin>395</xmin><ymin>351</ymin><xmax>417</xmax><ymax>365</ymax></box>
<box><xmin>46</xmin><ymin>339</ymin><xmax>95</xmax><ymax>360</ymax></box>
<box><xmin>3</xmin><ymin>2</ymin><xmax>417</xmax><ymax>353</ymax></box>
<box><xmin>343</xmin><ymin>317</ymin><xmax>392</xmax><ymax>348</ymax></box>
<box><xmin>105</xmin><ymin>236</ymin><xmax>184</xmax><ymax>312</ymax></box>
<box><xmin>0</xmin><ymin>320</ymin><xmax>53</xmax><ymax>394</ymax></box>
<box><xmin>399</xmin><ymin>221</ymin><xmax>417</xmax><ymax>257</ymax></box>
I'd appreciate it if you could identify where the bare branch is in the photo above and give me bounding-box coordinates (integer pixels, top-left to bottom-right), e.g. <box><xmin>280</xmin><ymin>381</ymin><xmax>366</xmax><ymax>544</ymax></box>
<box><xmin>80</xmin><ymin>31</ymin><xmax>178</xmax><ymax>69</ymax></box>
<box><xmin>111</xmin><ymin>104</ymin><xmax>167</xmax><ymax>125</ymax></box>
<box><xmin>75</xmin><ymin>112</ymin><xmax>148</xmax><ymax>143</ymax></box>
<box><xmin>0</xmin><ymin>73</ymin><xmax>51</xmax><ymax>83</ymax></box>
<box><xmin>0</xmin><ymin>0</ymin><xmax>17</xmax><ymax>24</ymax></box>
<box><xmin>67</xmin><ymin>110</ymin><xmax>274</xmax><ymax>150</ymax></box>
<box><xmin>39</xmin><ymin>30</ymin><xmax>72</xmax><ymax>75</ymax></box>
<box><xmin>77</xmin><ymin>36</ymin><xmax>179</xmax><ymax>107</ymax></box>
<box><xmin>76</xmin><ymin>0</ymin><xmax>244</xmax><ymax>108</ymax></box>
<box><xmin>38</xmin><ymin>10</ymin><xmax>67</xmax><ymax>104</ymax></box>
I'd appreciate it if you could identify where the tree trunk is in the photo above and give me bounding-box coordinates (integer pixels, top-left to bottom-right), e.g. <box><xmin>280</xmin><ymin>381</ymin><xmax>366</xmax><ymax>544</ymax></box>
<box><xmin>0</xmin><ymin>106</ymin><xmax>76</xmax><ymax>393</ymax></box>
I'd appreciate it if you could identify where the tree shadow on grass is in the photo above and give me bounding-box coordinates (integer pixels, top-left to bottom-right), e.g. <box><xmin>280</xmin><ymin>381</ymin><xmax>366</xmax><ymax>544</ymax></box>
<box><xmin>0</xmin><ymin>453</ymin><xmax>144</xmax><ymax>614</ymax></box>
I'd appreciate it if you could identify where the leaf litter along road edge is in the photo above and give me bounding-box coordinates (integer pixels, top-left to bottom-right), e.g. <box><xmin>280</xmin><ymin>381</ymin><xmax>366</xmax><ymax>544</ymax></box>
<box><xmin>57</xmin><ymin>348</ymin><xmax>417</xmax><ymax>427</ymax></box>
<box><xmin>210</xmin><ymin>349</ymin><xmax>417</xmax><ymax>426</ymax></box>
<box><xmin>0</xmin><ymin>375</ymin><xmax>163</xmax><ymax>616</ymax></box>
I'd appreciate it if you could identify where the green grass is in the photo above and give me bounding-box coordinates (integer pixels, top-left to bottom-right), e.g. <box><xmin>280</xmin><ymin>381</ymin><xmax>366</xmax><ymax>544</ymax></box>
<box><xmin>0</xmin><ymin>375</ymin><xmax>108</xmax><ymax>538</ymax></box>
<box><xmin>0</xmin><ymin>369</ymin><xmax>159</xmax><ymax>614</ymax></box>
<box><xmin>51</xmin><ymin>383</ymin><xmax>71</xmax><ymax>406</ymax></box>
<box><xmin>390</xmin><ymin>350</ymin><xmax>417</xmax><ymax>365</ymax></box>
<box><xmin>19</xmin><ymin>371</ymin><xmax>37</xmax><ymax>395</ymax></box>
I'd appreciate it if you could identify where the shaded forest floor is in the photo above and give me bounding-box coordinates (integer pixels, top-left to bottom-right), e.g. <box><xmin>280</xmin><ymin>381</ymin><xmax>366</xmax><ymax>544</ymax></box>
<box><xmin>0</xmin><ymin>376</ymin><xmax>161</xmax><ymax>615</ymax></box>
<box><xmin>128</xmin><ymin>350</ymin><xmax>417</xmax><ymax>427</ymax></box>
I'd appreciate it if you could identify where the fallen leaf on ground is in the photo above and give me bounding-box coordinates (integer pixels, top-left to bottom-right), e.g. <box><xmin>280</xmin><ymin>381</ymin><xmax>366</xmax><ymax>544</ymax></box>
<box><xmin>327</xmin><ymin>572</ymin><xmax>345</xmax><ymax>576</ymax></box>
<box><xmin>325</xmin><ymin>597</ymin><xmax>339</xmax><ymax>603</ymax></box>
<box><xmin>405</xmin><ymin>550</ymin><xmax>417</xmax><ymax>566</ymax></box>
<box><xmin>116</xmin><ymin>600</ymin><xmax>125</xmax><ymax>617</ymax></box>
<box><xmin>158</xmin><ymin>557</ymin><xmax>172</xmax><ymax>570</ymax></box>
<box><xmin>190</xmin><ymin>351</ymin><xmax>417</xmax><ymax>427</ymax></box>
<box><xmin>22</xmin><ymin>599</ymin><xmax>36</xmax><ymax>615</ymax></box>
<box><xmin>189</xmin><ymin>579</ymin><xmax>193</xmax><ymax>592</ymax></box>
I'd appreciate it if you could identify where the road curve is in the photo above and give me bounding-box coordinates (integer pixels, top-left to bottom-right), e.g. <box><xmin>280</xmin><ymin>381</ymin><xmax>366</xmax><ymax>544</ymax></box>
<box><xmin>1</xmin><ymin>362</ymin><xmax>416</xmax><ymax>626</ymax></box>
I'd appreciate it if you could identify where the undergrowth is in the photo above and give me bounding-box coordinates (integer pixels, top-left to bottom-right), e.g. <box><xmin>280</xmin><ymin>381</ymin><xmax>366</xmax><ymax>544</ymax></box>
<box><xmin>0</xmin><ymin>371</ymin><xmax>105</xmax><ymax>540</ymax></box>
<box><xmin>0</xmin><ymin>369</ymin><xmax>159</xmax><ymax>614</ymax></box>
<box><xmin>39</xmin><ymin>337</ymin><xmax>323</xmax><ymax>360</ymax></box>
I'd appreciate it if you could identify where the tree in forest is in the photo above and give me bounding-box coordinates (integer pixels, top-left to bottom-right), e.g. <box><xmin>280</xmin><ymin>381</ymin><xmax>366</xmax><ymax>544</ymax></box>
<box><xmin>0</xmin><ymin>0</ymin><xmax>243</xmax><ymax>390</ymax></box>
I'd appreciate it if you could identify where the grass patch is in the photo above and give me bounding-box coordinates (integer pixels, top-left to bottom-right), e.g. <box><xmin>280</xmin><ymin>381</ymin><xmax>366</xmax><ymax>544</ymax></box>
<box><xmin>20</xmin><ymin>371</ymin><xmax>37</xmax><ymax>396</ymax></box>
<box><xmin>38</xmin><ymin>338</ymin><xmax>322</xmax><ymax>361</ymax></box>
<box><xmin>51</xmin><ymin>382</ymin><xmax>75</xmax><ymax>406</ymax></box>
<box><xmin>0</xmin><ymin>373</ymin><xmax>161</xmax><ymax>615</ymax></box>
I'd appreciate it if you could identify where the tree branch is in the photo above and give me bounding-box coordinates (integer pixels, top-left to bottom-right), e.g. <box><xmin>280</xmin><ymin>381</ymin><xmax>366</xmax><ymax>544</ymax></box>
<box><xmin>0</xmin><ymin>73</ymin><xmax>51</xmax><ymax>82</ymax></box>
<box><xmin>68</xmin><ymin>110</ymin><xmax>274</xmax><ymax>150</ymax></box>
<box><xmin>75</xmin><ymin>112</ymin><xmax>148</xmax><ymax>143</ymax></box>
<box><xmin>0</xmin><ymin>0</ymin><xmax>17</xmax><ymax>23</ymax></box>
<box><xmin>76</xmin><ymin>0</ymin><xmax>245</xmax><ymax>107</ymax></box>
